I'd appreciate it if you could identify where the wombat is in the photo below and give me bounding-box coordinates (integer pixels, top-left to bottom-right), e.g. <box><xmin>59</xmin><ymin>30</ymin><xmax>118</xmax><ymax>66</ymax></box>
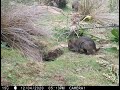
<box><xmin>68</xmin><ymin>36</ymin><xmax>100</xmax><ymax>55</ymax></box>
<box><xmin>72</xmin><ymin>0</ymin><xmax>80</xmax><ymax>12</ymax></box>
<box><xmin>57</xmin><ymin>0</ymin><xmax>67</xmax><ymax>8</ymax></box>
<box><xmin>49</xmin><ymin>0</ymin><xmax>67</xmax><ymax>8</ymax></box>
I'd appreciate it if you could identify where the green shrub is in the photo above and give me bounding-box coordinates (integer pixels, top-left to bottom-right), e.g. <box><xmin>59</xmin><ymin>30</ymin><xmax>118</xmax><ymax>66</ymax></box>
<box><xmin>111</xmin><ymin>28</ymin><xmax>119</xmax><ymax>42</ymax></box>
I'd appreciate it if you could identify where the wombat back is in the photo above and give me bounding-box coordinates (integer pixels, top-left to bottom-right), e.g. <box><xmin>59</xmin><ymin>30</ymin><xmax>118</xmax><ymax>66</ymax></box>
<box><xmin>79</xmin><ymin>36</ymin><xmax>100</xmax><ymax>54</ymax></box>
<box><xmin>68</xmin><ymin>36</ymin><xmax>99</xmax><ymax>55</ymax></box>
<box><xmin>80</xmin><ymin>41</ymin><xmax>96</xmax><ymax>55</ymax></box>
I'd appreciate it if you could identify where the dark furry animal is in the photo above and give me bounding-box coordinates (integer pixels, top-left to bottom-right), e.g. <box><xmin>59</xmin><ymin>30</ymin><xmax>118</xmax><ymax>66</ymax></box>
<box><xmin>68</xmin><ymin>36</ymin><xmax>100</xmax><ymax>55</ymax></box>
<box><xmin>57</xmin><ymin>0</ymin><xmax>67</xmax><ymax>8</ymax></box>
<box><xmin>72</xmin><ymin>0</ymin><xmax>80</xmax><ymax>12</ymax></box>
<box><xmin>49</xmin><ymin>0</ymin><xmax>67</xmax><ymax>8</ymax></box>
<box><xmin>68</xmin><ymin>38</ymin><xmax>79</xmax><ymax>52</ymax></box>
<box><xmin>43</xmin><ymin>48</ymin><xmax>64</xmax><ymax>61</ymax></box>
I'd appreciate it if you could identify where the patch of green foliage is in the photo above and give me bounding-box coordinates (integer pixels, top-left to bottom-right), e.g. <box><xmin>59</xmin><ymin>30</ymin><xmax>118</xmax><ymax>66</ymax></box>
<box><xmin>103</xmin><ymin>28</ymin><xmax>119</xmax><ymax>54</ymax></box>
<box><xmin>111</xmin><ymin>28</ymin><xmax>119</xmax><ymax>42</ymax></box>
<box><xmin>53</xmin><ymin>25</ymin><xmax>89</xmax><ymax>42</ymax></box>
<box><xmin>53</xmin><ymin>27</ymin><xmax>70</xmax><ymax>42</ymax></box>
<box><xmin>104</xmin><ymin>47</ymin><xmax>118</xmax><ymax>53</ymax></box>
<box><xmin>106</xmin><ymin>28</ymin><xmax>119</xmax><ymax>44</ymax></box>
<box><xmin>53</xmin><ymin>25</ymin><xmax>101</xmax><ymax>43</ymax></box>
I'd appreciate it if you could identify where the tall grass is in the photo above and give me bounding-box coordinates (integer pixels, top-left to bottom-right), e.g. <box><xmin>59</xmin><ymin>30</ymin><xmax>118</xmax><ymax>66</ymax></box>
<box><xmin>1</xmin><ymin>1</ymin><xmax>54</xmax><ymax>61</ymax></box>
<box><xmin>109</xmin><ymin>0</ymin><xmax>119</xmax><ymax>12</ymax></box>
<box><xmin>77</xmin><ymin>0</ymin><xmax>119</xmax><ymax>25</ymax></box>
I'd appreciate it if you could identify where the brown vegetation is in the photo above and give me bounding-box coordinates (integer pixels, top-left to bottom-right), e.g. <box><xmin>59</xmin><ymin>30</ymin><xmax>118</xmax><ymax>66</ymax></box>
<box><xmin>1</xmin><ymin>4</ymin><xmax>62</xmax><ymax>61</ymax></box>
<box><xmin>71</xmin><ymin>0</ymin><xmax>119</xmax><ymax>25</ymax></box>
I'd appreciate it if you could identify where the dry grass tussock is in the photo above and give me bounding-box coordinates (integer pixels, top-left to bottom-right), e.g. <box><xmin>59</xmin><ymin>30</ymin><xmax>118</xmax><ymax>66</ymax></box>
<box><xmin>77</xmin><ymin>0</ymin><xmax>119</xmax><ymax>25</ymax></box>
<box><xmin>1</xmin><ymin>4</ymin><xmax>61</xmax><ymax>61</ymax></box>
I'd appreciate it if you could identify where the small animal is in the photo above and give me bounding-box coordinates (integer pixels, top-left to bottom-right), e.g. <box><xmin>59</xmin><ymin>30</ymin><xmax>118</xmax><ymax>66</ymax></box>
<box><xmin>57</xmin><ymin>0</ymin><xmax>67</xmax><ymax>8</ymax></box>
<box><xmin>43</xmin><ymin>48</ymin><xmax>64</xmax><ymax>61</ymax></box>
<box><xmin>72</xmin><ymin>0</ymin><xmax>80</xmax><ymax>12</ymax></box>
<box><xmin>68</xmin><ymin>36</ymin><xmax>100</xmax><ymax>55</ymax></box>
<box><xmin>49</xmin><ymin>0</ymin><xmax>67</xmax><ymax>8</ymax></box>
